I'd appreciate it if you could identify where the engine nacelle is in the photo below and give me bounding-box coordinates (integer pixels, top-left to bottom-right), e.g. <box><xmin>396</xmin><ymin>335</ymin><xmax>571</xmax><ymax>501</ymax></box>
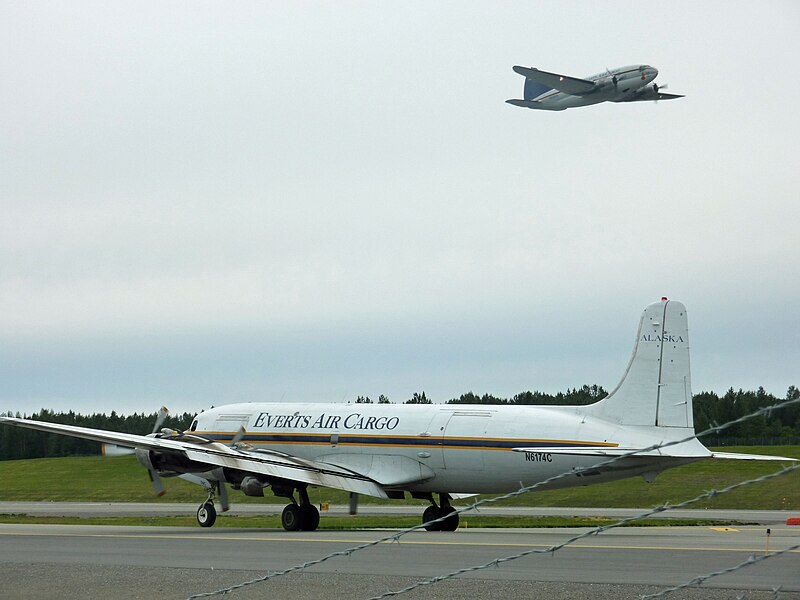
<box><xmin>240</xmin><ymin>475</ymin><xmax>266</xmax><ymax>497</ymax></box>
<box><xmin>135</xmin><ymin>448</ymin><xmax>209</xmax><ymax>474</ymax></box>
<box><xmin>635</xmin><ymin>83</ymin><xmax>660</xmax><ymax>100</ymax></box>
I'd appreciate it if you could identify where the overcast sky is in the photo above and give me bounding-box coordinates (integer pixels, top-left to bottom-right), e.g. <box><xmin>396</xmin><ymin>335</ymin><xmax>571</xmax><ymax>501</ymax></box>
<box><xmin>1</xmin><ymin>1</ymin><xmax>798</xmax><ymax>416</ymax></box>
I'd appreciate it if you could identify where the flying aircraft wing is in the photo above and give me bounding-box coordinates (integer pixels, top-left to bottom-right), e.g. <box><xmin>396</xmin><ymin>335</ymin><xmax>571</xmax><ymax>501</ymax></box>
<box><xmin>0</xmin><ymin>416</ymin><xmax>390</xmax><ymax>498</ymax></box>
<box><xmin>512</xmin><ymin>66</ymin><xmax>596</xmax><ymax>96</ymax></box>
<box><xmin>620</xmin><ymin>90</ymin><xmax>684</xmax><ymax>102</ymax></box>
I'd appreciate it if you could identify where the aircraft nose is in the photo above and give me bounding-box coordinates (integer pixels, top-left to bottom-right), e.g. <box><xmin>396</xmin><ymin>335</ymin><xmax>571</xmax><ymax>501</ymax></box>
<box><xmin>648</xmin><ymin>66</ymin><xmax>658</xmax><ymax>79</ymax></box>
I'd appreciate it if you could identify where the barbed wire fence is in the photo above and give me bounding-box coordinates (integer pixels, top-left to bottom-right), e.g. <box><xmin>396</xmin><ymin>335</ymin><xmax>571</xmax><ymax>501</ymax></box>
<box><xmin>186</xmin><ymin>395</ymin><xmax>800</xmax><ymax>600</ymax></box>
<box><xmin>366</xmin><ymin>463</ymin><xmax>800</xmax><ymax>600</ymax></box>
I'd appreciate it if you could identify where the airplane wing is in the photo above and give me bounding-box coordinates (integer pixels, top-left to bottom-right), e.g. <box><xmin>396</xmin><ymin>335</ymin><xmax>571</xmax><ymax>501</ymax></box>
<box><xmin>512</xmin><ymin>66</ymin><xmax>596</xmax><ymax>96</ymax></box>
<box><xmin>620</xmin><ymin>90</ymin><xmax>684</xmax><ymax>102</ymax></box>
<box><xmin>625</xmin><ymin>92</ymin><xmax>684</xmax><ymax>102</ymax></box>
<box><xmin>0</xmin><ymin>416</ymin><xmax>390</xmax><ymax>498</ymax></box>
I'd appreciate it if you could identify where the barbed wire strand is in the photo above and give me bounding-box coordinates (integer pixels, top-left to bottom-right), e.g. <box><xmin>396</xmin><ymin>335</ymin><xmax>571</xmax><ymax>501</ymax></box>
<box><xmin>186</xmin><ymin>395</ymin><xmax>800</xmax><ymax>599</ymax></box>
<box><xmin>366</xmin><ymin>463</ymin><xmax>800</xmax><ymax>599</ymax></box>
<box><xmin>640</xmin><ymin>542</ymin><xmax>800</xmax><ymax>599</ymax></box>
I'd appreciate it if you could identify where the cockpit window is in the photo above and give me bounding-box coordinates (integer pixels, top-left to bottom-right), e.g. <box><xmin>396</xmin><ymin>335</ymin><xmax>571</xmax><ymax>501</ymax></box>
<box><xmin>190</xmin><ymin>419</ymin><xmax>198</xmax><ymax>432</ymax></box>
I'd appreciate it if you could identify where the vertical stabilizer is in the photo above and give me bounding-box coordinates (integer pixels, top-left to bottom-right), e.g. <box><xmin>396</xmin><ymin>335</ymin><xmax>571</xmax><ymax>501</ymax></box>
<box><xmin>586</xmin><ymin>299</ymin><xmax>693</xmax><ymax>428</ymax></box>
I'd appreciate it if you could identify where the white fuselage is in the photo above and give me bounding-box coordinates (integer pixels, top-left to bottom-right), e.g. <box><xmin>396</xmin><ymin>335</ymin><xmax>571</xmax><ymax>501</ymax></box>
<box><xmin>535</xmin><ymin>65</ymin><xmax>657</xmax><ymax>110</ymax></box>
<box><xmin>193</xmin><ymin>401</ymin><xmax>699</xmax><ymax>495</ymax></box>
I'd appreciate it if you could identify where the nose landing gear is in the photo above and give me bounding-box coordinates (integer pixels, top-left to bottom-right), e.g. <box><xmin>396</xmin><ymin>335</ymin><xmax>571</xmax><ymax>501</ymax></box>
<box><xmin>197</xmin><ymin>501</ymin><xmax>216</xmax><ymax>527</ymax></box>
<box><xmin>196</xmin><ymin>485</ymin><xmax>221</xmax><ymax>527</ymax></box>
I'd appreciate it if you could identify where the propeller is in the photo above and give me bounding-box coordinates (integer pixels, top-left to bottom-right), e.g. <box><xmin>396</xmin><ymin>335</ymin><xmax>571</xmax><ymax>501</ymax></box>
<box><xmin>349</xmin><ymin>492</ymin><xmax>359</xmax><ymax>515</ymax></box>
<box><xmin>152</xmin><ymin>405</ymin><xmax>169</xmax><ymax>434</ymax></box>
<box><xmin>146</xmin><ymin>466</ymin><xmax>166</xmax><ymax>496</ymax></box>
<box><xmin>653</xmin><ymin>83</ymin><xmax>668</xmax><ymax>103</ymax></box>
<box><xmin>143</xmin><ymin>406</ymin><xmax>170</xmax><ymax>496</ymax></box>
<box><xmin>230</xmin><ymin>426</ymin><xmax>247</xmax><ymax>448</ymax></box>
<box><xmin>606</xmin><ymin>67</ymin><xmax>618</xmax><ymax>89</ymax></box>
<box><xmin>103</xmin><ymin>405</ymin><xmax>172</xmax><ymax>458</ymax></box>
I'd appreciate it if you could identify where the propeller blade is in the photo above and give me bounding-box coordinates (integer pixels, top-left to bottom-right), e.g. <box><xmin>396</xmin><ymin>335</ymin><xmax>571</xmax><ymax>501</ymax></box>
<box><xmin>147</xmin><ymin>468</ymin><xmax>166</xmax><ymax>497</ymax></box>
<box><xmin>218</xmin><ymin>481</ymin><xmax>230</xmax><ymax>512</ymax></box>
<box><xmin>230</xmin><ymin>426</ymin><xmax>246</xmax><ymax>447</ymax></box>
<box><xmin>152</xmin><ymin>406</ymin><xmax>169</xmax><ymax>434</ymax></box>
<box><xmin>348</xmin><ymin>492</ymin><xmax>359</xmax><ymax>515</ymax></box>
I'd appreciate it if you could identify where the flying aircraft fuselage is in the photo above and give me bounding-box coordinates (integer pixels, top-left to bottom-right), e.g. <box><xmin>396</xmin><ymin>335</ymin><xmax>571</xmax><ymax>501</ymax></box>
<box><xmin>507</xmin><ymin>64</ymin><xmax>682</xmax><ymax>110</ymax></box>
<box><xmin>540</xmin><ymin>65</ymin><xmax>657</xmax><ymax>109</ymax></box>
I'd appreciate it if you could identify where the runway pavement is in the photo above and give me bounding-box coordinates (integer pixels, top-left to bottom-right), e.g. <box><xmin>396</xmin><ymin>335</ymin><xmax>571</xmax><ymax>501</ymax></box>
<box><xmin>1</xmin><ymin>501</ymin><xmax>797</xmax><ymax>524</ymax></box>
<box><xmin>1</xmin><ymin>522</ymin><xmax>798</xmax><ymax>599</ymax></box>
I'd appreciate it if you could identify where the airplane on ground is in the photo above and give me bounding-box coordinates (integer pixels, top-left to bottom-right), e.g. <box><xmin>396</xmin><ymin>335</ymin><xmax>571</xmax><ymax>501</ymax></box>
<box><xmin>0</xmin><ymin>299</ymin><xmax>793</xmax><ymax>532</ymax></box>
<box><xmin>507</xmin><ymin>64</ymin><xmax>684</xmax><ymax>110</ymax></box>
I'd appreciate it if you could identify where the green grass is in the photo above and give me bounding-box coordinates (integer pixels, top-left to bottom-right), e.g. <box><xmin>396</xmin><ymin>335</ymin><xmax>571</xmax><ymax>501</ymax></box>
<box><xmin>0</xmin><ymin>513</ymin><xmax>745</xmax><ymax>529</ymax></box>
<box><xmin>0</xmin><ymin>446</ymin><xmax>797</xmax><ymax>510</ymax></box>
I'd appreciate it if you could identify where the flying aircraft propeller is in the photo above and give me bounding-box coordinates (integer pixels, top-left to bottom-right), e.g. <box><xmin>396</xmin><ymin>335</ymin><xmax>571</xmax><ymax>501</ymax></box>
<box><xmin>653</xmin><ymin>83</ymin><xmax>669</xmax><ymax>103</ymax></box>
<box><xmin>606</xmin><ymin>68</ymin><xmax>618</xmax><ymax>89</ymax></box>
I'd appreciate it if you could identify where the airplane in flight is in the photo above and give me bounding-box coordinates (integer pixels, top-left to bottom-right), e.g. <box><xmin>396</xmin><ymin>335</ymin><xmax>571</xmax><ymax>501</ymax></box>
<box><xmin>506</xmin><ymin>64</ymin><xmax>684</xmax><ymax>110</ymax></box>
<box><xmin>0</xmin><ymin>299</ymin><xmax>792</xmax><ymax>532</ymax></box>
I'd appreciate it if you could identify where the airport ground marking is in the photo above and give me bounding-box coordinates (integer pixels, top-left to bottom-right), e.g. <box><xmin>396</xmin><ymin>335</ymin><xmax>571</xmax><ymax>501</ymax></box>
<box><xmin>1</xmin><ymin>528</ymin><xmax>798</xmax><ymax>555</ymax></box>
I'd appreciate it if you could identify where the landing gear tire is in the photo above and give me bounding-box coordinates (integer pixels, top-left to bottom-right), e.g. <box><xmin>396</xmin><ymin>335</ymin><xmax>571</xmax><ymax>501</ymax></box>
<box><xmin>422</xmin><ymin>505</ymin><xmax>459</xmax><ymax>532</ymax></box>
<box><xmin>197</xmin><ymin>502</ymin><xmax>216</xmax><ymax>527</ymax></box>
<box><xmin>300</xmin><ymin>504</ymin><xmax>320</xmax><ymax>531</ymax></box>
<box><xmin>282</xmin><ymin>504</ymin><xmax>303</xmax><ymax>531</ymax></box>
<box><xmin>439</xmin><ymin>506</ymin><xmax>459</xmax><ymax>532</ymax></box>
<box><xmin>422</xmin><ymin>505</ymin><xmax>441</xmax><ymax>531</ymax></box>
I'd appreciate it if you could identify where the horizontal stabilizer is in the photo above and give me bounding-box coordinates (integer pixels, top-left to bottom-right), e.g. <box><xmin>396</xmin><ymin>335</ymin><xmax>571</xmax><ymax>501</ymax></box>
<box><xmin>512</xmin><ymin>66</ymin><xmax>596</xmax><ymax>95</ymax></box>
<box><xmin>513</xmin><ymin>438</ymin><xmax>712</xmax><ymax>459</ymax></box>
<box><xmin>711</xmin><ymin>451</ymin><xmax>798</xmax><ymax>462</ymax></box>
<box><xmin>506</xmin><ymin>98</ymin><xmax>540</xmax><ymax>108</ymax></box>
<box><xmin>513</xmin><ymin>446</ymin><xmax>667</xmax><ymax>458</ymax></box>
<box><xmin>506</xmin><ymin>99</ymin><xmax>563</xmax><ymax>111</ymax></box>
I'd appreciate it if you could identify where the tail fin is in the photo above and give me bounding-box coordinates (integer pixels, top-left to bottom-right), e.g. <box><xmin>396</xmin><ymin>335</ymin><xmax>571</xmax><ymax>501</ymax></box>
<box><xmin>524</xmin><ymin>77</ymin><xmax>552</xmax><ymax>100</ymax></box>
<box><xmin>512</xmin><ymin>66</ymin><xmax>553</xmax><ymax>100</ymax></box>
<box><xmin>586</xmin><ymin>298</ymin><xmax>693</xmax><ymax>428</ymax></box>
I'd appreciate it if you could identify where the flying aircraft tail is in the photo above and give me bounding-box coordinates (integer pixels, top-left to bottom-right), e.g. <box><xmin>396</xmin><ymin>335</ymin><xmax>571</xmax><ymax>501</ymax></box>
<box><xmin>510</xmin><ymin>66</ymin><xmax>553</xmax><ymax>100</ymax></box>
<box><xmin>584</xmin><ymin>298</ymin><xmax>693</xmax><ymax>429</ymax></box>
<box><xmin>524</xmin><ymin>77</ymin><xmax>552</xmax><ymax>101</ymax></box>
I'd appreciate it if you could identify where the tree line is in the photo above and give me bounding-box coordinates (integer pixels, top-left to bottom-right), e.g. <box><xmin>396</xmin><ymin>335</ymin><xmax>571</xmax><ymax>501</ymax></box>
<box><xmin>1</xmin><ymin>385</ymin><xmax>798</xmax><ymax>460</ymax></box>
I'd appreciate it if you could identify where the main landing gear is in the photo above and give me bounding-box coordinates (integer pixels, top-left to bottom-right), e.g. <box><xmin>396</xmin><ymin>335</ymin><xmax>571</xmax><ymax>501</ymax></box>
<box><xmin>279</xmin><ymin>485</ymin><xmax>320</xmax><ymax>532</ymax></box>
<box><xmin>421</xmin><ymin>493</ymin><xmax>459</xmax><ymax>532</ymax></box>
